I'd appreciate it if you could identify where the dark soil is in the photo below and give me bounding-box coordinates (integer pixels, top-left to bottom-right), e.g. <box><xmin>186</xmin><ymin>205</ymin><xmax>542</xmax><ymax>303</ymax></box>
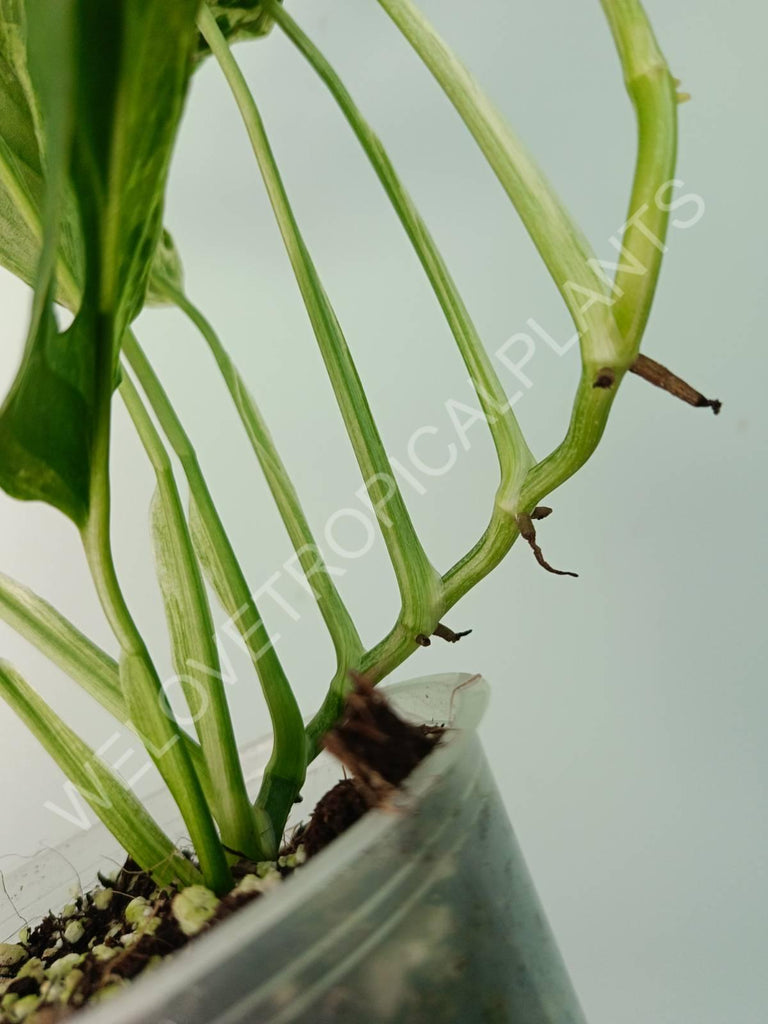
<box><xmin>287</xmin><ymin>677</ymin><xmax>442</xmax><ymax>857</ymax></box>
<box><xmin>0</xmin><ymin>680</ymin><xmax>442</xmax><ymax>1022</ymax></box>
<box><xmin>287</xmin><ymin>778</ymin><xmax>370</xmax><ymax>859</ymax></box>
<box><xmin>325</xmin><ymin>676</ymin><xmax>442</xmax><ymax>791</ymax></box>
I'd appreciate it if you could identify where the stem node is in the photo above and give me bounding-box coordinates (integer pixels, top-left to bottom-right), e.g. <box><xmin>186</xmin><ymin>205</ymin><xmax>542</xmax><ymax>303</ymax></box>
<box><xmin>593</xmin><ymin>368</ymin><xmax>617</xmax><ymax>389</ymax></box>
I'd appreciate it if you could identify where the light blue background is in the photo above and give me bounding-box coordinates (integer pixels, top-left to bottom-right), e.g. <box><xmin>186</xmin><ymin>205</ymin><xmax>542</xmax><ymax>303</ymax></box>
<box><xmin>1</xmin><ymin>2</ymin><xmax>765</xmax><ymax>1022</ymax></box>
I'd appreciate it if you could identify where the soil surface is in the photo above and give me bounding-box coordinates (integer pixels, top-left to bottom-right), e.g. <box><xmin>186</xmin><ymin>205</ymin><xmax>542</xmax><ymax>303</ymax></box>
<box><xmin>0</xmin><ymin>680</ymin><xmax>442</xmax><ymax>1022</ymax></box>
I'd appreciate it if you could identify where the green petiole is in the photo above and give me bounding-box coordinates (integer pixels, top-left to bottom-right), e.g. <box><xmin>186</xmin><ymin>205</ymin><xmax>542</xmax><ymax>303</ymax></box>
<box><xmin>198</xmin><ymin>4</ymin><xmax>445</xmax><ymax>653</ymax></box>
<box><xmin>123</xmin><ymin>331</ymin><xmax>308</xmax><ymax>849</ymax></box>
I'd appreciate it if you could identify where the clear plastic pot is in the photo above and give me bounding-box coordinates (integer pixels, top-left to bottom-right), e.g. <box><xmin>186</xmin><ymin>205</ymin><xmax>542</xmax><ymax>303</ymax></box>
<box><xmin>0</xmin><ymin>673</ymin><xmax>587</xmax><ymax>1023</ymax></box>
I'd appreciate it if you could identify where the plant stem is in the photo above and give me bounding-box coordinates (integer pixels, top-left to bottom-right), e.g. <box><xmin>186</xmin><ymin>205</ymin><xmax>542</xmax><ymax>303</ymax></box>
<box><xmin>268</xmin><ymin>0</ymin><xmax>534</xmax><ymax>501</ymax></box>
<box><xmin>198</xmin><ymin>4</ymin><xmax>444</xmax><ymax>647</ymax></box>
<box><xmin>119</xmin><ymin>370</ymin><xmax>263</xmax><ymax>861</ymax></box>
<box><xmin>314</xmin><ymin>0</ymin><xmax>679</xmax><ymax>728</ymax></box>
<box><xmin>160</xmin><ymin>292</ymin><xmax>365</xmax><ymax>725</ymax></box>
<box><xmin>206</xmin><ymin>0</ymin><xmax>679</xmax><ymax>759</ymax></box>
<box><xmin>81</xmin><ymin>322</ymin><xmax>231</xmax><ymax>894</ymax></box>
<box><xmin>377</xmin><ymin>0</ymin><xmax>677</xmax><ymax>609</ymax></box>
<box><xmin>442</xmin><ymin>0</ymin><xmax>678</xmax><ymax>601</ymax></box>
<box><xmin>123</xmin><ymin>331</ymin><xmax>309</xmax><ymax>849</ymax></box>
<box><xmin>309</xmin><ymin>368</ymin><xmax>622</xmax><ymax>747</ymax></box>
<box><xmin>376</xmin><ymin>0</ymin><xmax>625</xmax><ymax>370</ymax></box>
<box><xmin>441</xmin><ymin>367</ymin><xmax>622</xmax><ymax>605</ymax></box>
<box><xmin>599</xmin><ymin>0</ymin><xmax>678</xmax><ymax>355</ymax></box>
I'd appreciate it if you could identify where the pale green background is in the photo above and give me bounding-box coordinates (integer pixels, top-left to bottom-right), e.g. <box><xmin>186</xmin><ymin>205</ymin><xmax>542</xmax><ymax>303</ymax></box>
<box><xmin>1</xmin><ymin>2</ymin><xmax>766</xmax><ymax>1022</ymax></box>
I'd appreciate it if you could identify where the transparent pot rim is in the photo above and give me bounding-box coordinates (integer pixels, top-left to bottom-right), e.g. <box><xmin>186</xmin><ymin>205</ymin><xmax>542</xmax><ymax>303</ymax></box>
<box><xmin>204</xmin><ymin>671</ymin><xmax>488</xmax><ymax>938</ymax></box>
<box><xmin>8</xmin><ymin>672</ymin><xmax>489</xmax><ymax>1023</ymax></box>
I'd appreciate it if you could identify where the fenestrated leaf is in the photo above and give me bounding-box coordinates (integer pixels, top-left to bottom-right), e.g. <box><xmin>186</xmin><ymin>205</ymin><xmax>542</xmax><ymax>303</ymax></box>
<box><xmin>0</xmin><ymin>660</ymin><xmax>202</xmax><ymax>887</ymax></box>
<box><xmin>196</xmin><ymin>0</ymin><xmax>278</xmax><ymax>58</ymax></box>
<box><xmin>0</xmin><ymin>0</ymin><xmax>200</xmax><ymax>524</ymax></box>
<box><xmin>0</xmin><ymin>3</ymin><xmax>188</xmax><ymax>310</ymax></box>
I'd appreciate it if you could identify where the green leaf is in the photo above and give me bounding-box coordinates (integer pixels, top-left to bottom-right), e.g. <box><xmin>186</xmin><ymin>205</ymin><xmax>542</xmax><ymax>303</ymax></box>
<box><xmin>0</xmin><ymin>3</ymin><xmax>179</xmax><ymax>311</ymax></box>
<box><xmin>0</xmin><ymin>0</ymin><xmax>88</xmax><ymax>522</ymax></box>
<box><xmin>0</xmin><ymin>0</ymin><xmax>82</xmax><ymax>306</ymax></box>
<box><xmin>0</xmin><ymin>3</ymin><xmax>190</xmax><ymax>312</ymax></box>
<box><xmin>196</xmin><ymin>0</ymin><xmax>278</xmax><ymax>58</ymax></box>
<box><xmin>0</xmin><ymin>310</ymin><xmax>96</xmax><ymax>525</ymax></box>
<box><xmin>0</xmin><ymin>0</ymin><xmax>199</xmax><ymax>525</ymax></box>
<box><xmin>0</xmin><ymin>660</ymin><xmax>202</xmax><ymax>888</ymax></box>
<box><xmin>62</xmin><ymin>1</ymin><xmax>200</xmax><ymax>337</ymax></box>
<box><xmin>0</xmin><ymin>569</ymin><xmax>212</xmax><ymax>795</ymax></box>
<box><xmin>0</xmin><ymin>1</ymin><xmax>231</xmax><ymax>893</ymax></box>
<box><xmin>0</xmin><ymin>570</ymin><xmax>122</xmax><ymax>719</ymax></box>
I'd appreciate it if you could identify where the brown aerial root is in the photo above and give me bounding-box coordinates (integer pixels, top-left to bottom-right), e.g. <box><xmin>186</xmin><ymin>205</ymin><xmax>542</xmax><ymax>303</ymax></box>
<box><xmin>433</xmin><ymin>622</ymin><xmax>472</xmax><ymax>643</ymax></box>
<box><xmin>415</xmin><ymin>622</ymin><xmax>473</xmax><ymax>647</ymax></box>
<box><xmin>515</xmin><ymin>510</ymin><xmax>578</xmax><ymax>578</ymax></box>
<box><xmin>530</xmin><ymin>505</ymin><xmax>553</xmax><ymax>521</ymax></box>
<box><xmin>631</xmin><ymin>353</ymin><xmax>721</xmax><ymax>414</ymax></box>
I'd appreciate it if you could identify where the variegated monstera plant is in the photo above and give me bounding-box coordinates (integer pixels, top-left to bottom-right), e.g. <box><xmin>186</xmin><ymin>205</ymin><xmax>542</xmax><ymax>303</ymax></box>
<box><xmin>0</xmin><ymin>0</ymin><xmax>716</xmax><ymax>895</ymax></box>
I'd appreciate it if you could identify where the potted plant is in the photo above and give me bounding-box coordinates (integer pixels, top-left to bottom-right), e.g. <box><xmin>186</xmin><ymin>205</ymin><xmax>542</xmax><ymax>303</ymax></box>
<box><xmin>0</xmin><ymin>0</ymin><xmax>719</xmax><ymax>1021</ymax></box>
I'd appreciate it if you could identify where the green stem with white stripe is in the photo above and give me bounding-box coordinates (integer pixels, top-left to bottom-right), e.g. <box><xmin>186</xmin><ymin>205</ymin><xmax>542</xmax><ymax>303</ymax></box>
<box><xmin>159</xmin><ymin>291</ymin><xmax>365</xmax><ymax>731</ymax></box>
<box><xmin>81</xmin><ymin>341</ymin><xmax>231</xmax><ymax>894</ymax></box>
<box><xmin>376</xmin><ymin>0</ymin><xmax>625</xmax><ymax>372</ymax></box>
<box><xmin>119</xmin><ymin>370</ymin><xmax>261</xmax><ymax>861</ymax></box>
<box><xmin>123</xmin><ymin>331</ymin><xmax>308</xmax><ymax>849</ymax></box>
<box><xmin>268</xmin><ymin>0</ymin><xmax>534</xmax><ymax>502</ymax></box>
<box><xmin>198</xmin><ymin>4</ymin><xmax>444</xmax><ymax>654</ymax></box>
<box><xmin>599</xmin><ymin>0</ymin><xmax>678</xmax><ymax>355</ymax></box>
